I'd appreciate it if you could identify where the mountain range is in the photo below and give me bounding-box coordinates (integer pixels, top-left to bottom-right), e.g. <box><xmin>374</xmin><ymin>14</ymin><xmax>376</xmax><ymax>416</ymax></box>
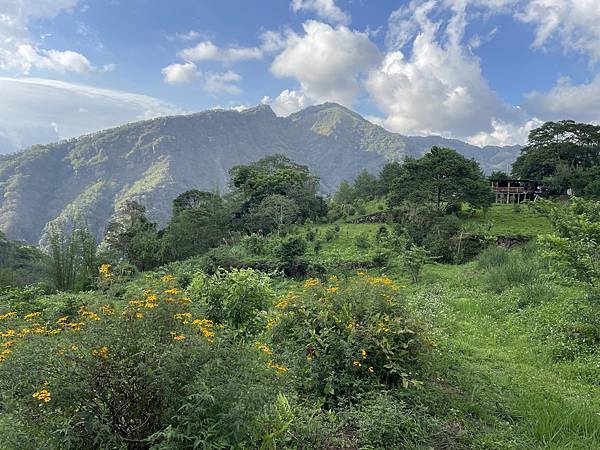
<box><xmin>0</xmin><ymin>102</ymin><xmax>520</xmax><ymax>244</ymax></box>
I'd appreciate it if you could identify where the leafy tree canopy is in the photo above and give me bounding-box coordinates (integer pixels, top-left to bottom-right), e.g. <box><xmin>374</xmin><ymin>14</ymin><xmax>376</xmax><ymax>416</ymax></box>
<box><xmin>512</xmin><ymin>120</ymin><xmax>600</xmax><ymax>196</ymax></box>
<box><xmin>388</xmin><ymin>146</ymin><xmax>492</xmax><ymax>210</ymax></box>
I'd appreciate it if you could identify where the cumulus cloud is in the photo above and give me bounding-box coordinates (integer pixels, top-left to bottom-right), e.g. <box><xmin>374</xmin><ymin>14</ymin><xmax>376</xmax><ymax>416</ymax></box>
<box><xmin>290</xmin><ymin>0</ymin><xmax>351</xmax><ymax>25</ymax></box>
<box><xmin>366</xmin><ymin>1</ymin><xmax>521</xmax><ymax>141</ymax></box>
<box><xmin>0</xmin><ymin>0</ymin><xmax>106</xmax><ymax>74</ymax></box>
<box><xmin>0</xmin><ymin>77</ymin><xmax>180</xmax><ymax>153</ymax></box>
<box><xmin>517</xmin><ymin>0</ymin><xmax>600</xmax><ymax>63</ymax></box>
<box><xmin>467</xmin><ymin>117</ymin><xmax>543</xmax><ymax>147</ymax></box>
<box><xmin>178</xmin><ymin>41</ymin><xmax>263</xmax><ymax>63</ymax></box>
<box><xmin>271</xmin><ymin>21</ymin><xmax>380</xmax><ymax>109</ymax></box>
<box><xmin>161</xmin><ymin>62</ymin><xmax>200</xmax><ymax>84</ymax></box>
<box><xmin>522</xmin><ymin>75</ymin><xmax>600</xmax><ymax>123</ymax></box>
<box><xmin>203</xmin><ymin>70</ymin><xmax>243</xmax><ymax>95</ymax></box>
<box><xmin>262</xmin><ymin>89</ymin><xmax>308</xmax><ymax>116</ymax></box>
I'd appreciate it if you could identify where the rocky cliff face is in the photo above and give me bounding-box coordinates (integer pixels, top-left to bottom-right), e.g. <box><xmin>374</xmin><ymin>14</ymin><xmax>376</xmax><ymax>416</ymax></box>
<box><xmin>0</xmin><ymin>103</ymin><xmax>519</xmax><ymax>243</ymax></box>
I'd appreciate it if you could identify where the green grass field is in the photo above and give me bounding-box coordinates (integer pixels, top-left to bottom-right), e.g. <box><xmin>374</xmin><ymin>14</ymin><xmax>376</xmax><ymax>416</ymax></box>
<box><xmin>464</xmin><ymin>204</ymin><xmax>552</xmax><ymax>236</ymax></box>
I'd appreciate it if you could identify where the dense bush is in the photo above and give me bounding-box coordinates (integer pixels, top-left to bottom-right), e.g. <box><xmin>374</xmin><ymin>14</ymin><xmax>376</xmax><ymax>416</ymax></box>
<box><xmin>271</xmin><ymin>275</ymin><xmax>424</xmax><ymax>404</ymax></box>
<box><xmin>0</xmin><ymin>270</ymin><xmax>285</xmax><ymax>449</ymax></box>
<box><xmin>187</xmin><ymin>268</ymin><xmax>275</xmax><ymax>336</ymax></box>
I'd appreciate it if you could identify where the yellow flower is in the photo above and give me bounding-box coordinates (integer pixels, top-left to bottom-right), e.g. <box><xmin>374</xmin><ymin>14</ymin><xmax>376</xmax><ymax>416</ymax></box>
<box><xmin>266</xmin><ymin>360</ymin><xmax>288</xmax><ymax>373</ymax></box>
<box><xmin>328</xmin><ymin>275</ymin><xmax>338</xmax><ymax>282</ymax></box>
<box><xmin>80</xmin><ymin>308</ymin><xmax>101</xmax><ymax>321</ymax></box>
<box><xmin>0</xmin><ymin>312</ymin><xmax>17</xmax><ymax>320</ymax></box>
<box><xmin>174</xmin><ymin>312</ymin><xmax>192</xmax><ymax>321</ymax></box>
<box><xmin>357</xmin><ymin>271</ymin><xmax>365</xmax><ymax>276</ymax></box>
<box><xmin>161</xmin><ymin>274</ymin><xmax>174</xmax><ymax>282</ymax></box>
<box><xmin>32</xmin><ymin>387</ymin><xmax>51</xmax><ymax>403</ymax></box>
<box><xmin>326</xmin><ymin>287</ymin><xmax>338</xmax><ymax>294</ymax></box>
<box><xmin>145</xmin><ymin>294</ymin><xmax>158</xmax><ymax>303</ymax></box>
<box><xmin>266</xmin><ymin>319</ymin><xmax>277</xmax><ymax>329</ymax></box>
<box><xmin>164</xmin><ymin>288</ymin><xmax>179</xmax><ymax>295</ymax></box>
<box><xmin>170</xmin><ymin>332</ymin><xmax>186</xmax><ymax>342</ymax></box>
<box><xmin>360</xmin><ymin>349</ymin><xmax>367</xmax><ymax>359</ymax></box>
<box><xmin>91</xmin><ymin>346</ymin><xmax>109</xmax><ymax>359</ymax></box>
<box><xmin>0</xmin><ymin>348</ymin><xmax>13</xmax><ymax>362</ymax></box>
<box><xmin>101</xmin><ymin>305</ymin><xmax>114</xmax><ymax>315</ymax></box>
<box><xmin>179</xmin><ymin>297</ymin><xmax>192</xmax><ymax>303</ymax></box>
<box><xmin>70</xmin><ymin>344</ymin><xmax>78</xmax><ymax>351</ymax></box>
<box><xmin>24</xmin><ymin>312</ymin><xmax>41</xmax><ymax>320</ymax></box>
<box><xmin>368</xmin><ymin>366</ymin><xmax>374</xmax><ymax>373</ymax></box>
<box><xmin>129</xmin><ymin>300</ymin><xmax>144</xmax><ymax>307</ymax></box>
<box><xmin>275</xmin><ymin>300</ymin><xmax>288</xmax><ymax>309</ymax></box>
<box><xmin>56</xmin><ymin>316</ymin><xmax>69</xmax><ymax>324</ymax></box>
<box><xmin>98</xmin><ymin>263</ymin><xmax>111</xmax><ymax>275</ymax></box>
<box><xmin>2</xmin><ymin>340</ymin><xmax>16</xmax><ymax>347</ymax></box>
<box><xmin>353</xmin><ymin>360</ymin><xmax>362</xmax><ymax>367</ymax></box>
<box><xmin>256</xmin><ymin>343</ymin><xmax>272</xmax><ymax>355</ymax></box>
<box><xmin>135</xmin><ymin>312</ymin><xmax>143</xmax><ymax>319</ymax></box>
<box><xmin>0</xmin><ymin>329</ymin><xmax>15</xmax><ymax>338</ymax></box>
<box><xmin>63</xmin><ymin>322</ymin><xmax>84</xmax><ymax>331</ymax></box>
<box><xmin>303</xmin><ymin>278</ymin><xmax>318</xmax><ymax>289</ymax></box>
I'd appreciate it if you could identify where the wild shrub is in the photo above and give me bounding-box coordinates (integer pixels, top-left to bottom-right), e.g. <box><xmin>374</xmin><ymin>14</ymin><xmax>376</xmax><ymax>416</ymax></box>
<box><xmin>403</xmin><ymin>244</ymin><xmax>431</xmax><ymax>282</ymax></box>
<box><xmin>188</xmin><ymin>268</ymin><xmax>275</xmax><ymax>336</ymax></box>
<box><xmin>0</xmin><ymin>273</ymin><xmax>285</xmax><ymax>449</ymax></box>
<box><xmin>270</xmin><ymin>275</ymin><xmax>424</xmax><ymax>404</ymax></box>
<box><xmin>354</xmin><ymin>232</ymin><xmax>371</xmax><ymax>250</ymax></box>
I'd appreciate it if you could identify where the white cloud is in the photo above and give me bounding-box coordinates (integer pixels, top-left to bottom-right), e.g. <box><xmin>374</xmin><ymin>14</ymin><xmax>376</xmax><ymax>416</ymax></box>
<box><xmin>367</xmin><ymin>1</ymin><xmax>520</xmax><ymax>140</ymax></box>
<box><xmin>467</xmin><ymin>117</ymin><xmax>543</xmax><ymax>147</ymax></box>
<box><xmin>262</xmin><ymin>89</ymin><xmax>308</xmax><ymax>116</ymax></box>
<box><xmin>161</xmin><ymin>62</ymin><xmax>200</xmax><ymax>84</ymax></box>
<box><xmin>517</xmin><ymin>0</ymin><xmax>600</xmax><ymax>62</ymax></box>
<box><xmin>0</xmin><ymin>0</ymin><xmax>106</xmax><ymax>74</ymax></box>
<box><xmin>522</xmin><ymin>75</ymin><xmax>600</xmax><ymax>123</ymax></box>
<box><xmin>178</xmin><ymin>40</ymin><xmax>263</xmax><ymax>63</ymax></box>
<box><xmin>173</xmin><ymin>30</ymin><xmax>201</xmax><ymax>41</ymax></box>
<box><xmin>203</xmin><ymin>70</ymin><xmax>243</xmax><ymax>95</ymax></box>
<box><xmin>271</xmin><ymin>21</ymin><xmax>380</xmax><ymax>108</ymax></box>
<box><xmin>290</xmin><ymin>0</ymin><xmax>351</xmax><ymax>25</ymax></box>
<box><xmin>0</xmin><ymin>77</ymin><xmax>180</xmax><ymax>153</ymax></box>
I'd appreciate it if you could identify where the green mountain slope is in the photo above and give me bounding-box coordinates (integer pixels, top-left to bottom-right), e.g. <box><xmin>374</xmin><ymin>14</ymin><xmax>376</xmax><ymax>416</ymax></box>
<box><xmin>0</xmin><ymin>103</ymin><xmax>520</xmax><ymax>243</ymax></box>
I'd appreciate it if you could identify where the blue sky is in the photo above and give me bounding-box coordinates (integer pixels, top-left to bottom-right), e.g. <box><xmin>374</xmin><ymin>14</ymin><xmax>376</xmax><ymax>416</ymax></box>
<box><xmin>0</xmin><ymin>0</ymin><xmax>599</xmax><ymax>153</ymax></box>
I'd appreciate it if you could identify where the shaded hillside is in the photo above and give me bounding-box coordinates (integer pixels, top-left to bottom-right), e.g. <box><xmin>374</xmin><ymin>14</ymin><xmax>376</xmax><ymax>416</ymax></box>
<box><xmin>0</xmin><ymin>102</ymin><xmax>519</xmax><ymax>243</ymax></box>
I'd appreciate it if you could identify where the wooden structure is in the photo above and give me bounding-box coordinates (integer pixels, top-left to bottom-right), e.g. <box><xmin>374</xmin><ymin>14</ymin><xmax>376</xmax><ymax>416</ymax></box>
<box><xmin>490</xmin><ymin>179</ymin><xmax>541</xmax><ymax>204</ymax></box>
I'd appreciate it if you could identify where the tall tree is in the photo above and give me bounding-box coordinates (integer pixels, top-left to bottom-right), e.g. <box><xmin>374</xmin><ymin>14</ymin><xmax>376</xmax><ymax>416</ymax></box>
<box><xmin>513</xmin><ymin>120</ymin><xmax>600</xmax><ymax>195</ymax></box>
<box><xmin>46</xmin><ymin>226</ymin><xmax>97</xmax><ymax>291</ymax></box>
<box><xmin>388</xmin><ymin>147</ymin><xmax>492</xmax><ymax>210</ymax></box>
<box><xmin>162</xmin><ymin>191</ymin><xmax>231</xmax><ymax>260</ymax></box>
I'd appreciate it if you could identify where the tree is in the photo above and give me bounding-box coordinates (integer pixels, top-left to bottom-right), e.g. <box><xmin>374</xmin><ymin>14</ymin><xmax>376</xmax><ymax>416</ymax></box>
<box><xmin>162</xmin><ymin>191</ymin><xmax>231</xmax><ymax>261</ymax></box>
<box><xmin>229</xmin><ymin>154</ymin><xmax>326</xmax><ymax>227</ymax></box>
<box><xmin>489</xmin><ymin>170</ymin><xmax>510</xmax><ymax>181</ymax></box>
<box><xmin>245</xmin><ymin>194</ymin><xmax>299</xmax><ymax>234</ymax></box>
<box><xmin>104</xmin><ymin>200</ymin><xmax>162</xmax><ymax>270</ymax></box>
<box><xmin>46</xmin><ymin>226</ymin><xmax>97</xmax><ymax>291</ymax></box>
<box><xmin>377</xmin><ymin>162</ymin><xmax>403</xmax><ymax>196</ymax></box>
<box><xmin>352</xmin><ymin>170</ymin><xmax>378</xmax><ymax>201</ymax></box>
<box><xmin>388</xmin><ymin>147</ymin><xmax>492</xmax><ymax>210</ymax></box>
<box><xmin>538</xmin><ymin>198</ymin><xmax>600</xmax><ymax>294</ymax></box>
<box><xmin>333</xmin><ymin>180</ymin><xmax>355</xmax><ymax>204</ymax></box>
<box><xmin>513</xmin><ymin>120</ymin><xmax>600</xmax><ymax>196</ymax></box>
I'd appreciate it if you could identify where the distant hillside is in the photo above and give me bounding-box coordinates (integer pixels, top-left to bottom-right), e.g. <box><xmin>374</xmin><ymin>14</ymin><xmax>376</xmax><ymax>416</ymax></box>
<box><xmin>0</xmin><ymin>102</ymin><xmax>520</xmax><ymax>243</ymax></box>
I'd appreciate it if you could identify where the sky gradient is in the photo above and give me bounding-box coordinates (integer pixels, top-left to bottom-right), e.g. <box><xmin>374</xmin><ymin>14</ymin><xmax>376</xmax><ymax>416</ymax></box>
<box><xmin>1</xmin><ymin>0</ymin><xmax>599</xmax><ymax>153</ymax></box>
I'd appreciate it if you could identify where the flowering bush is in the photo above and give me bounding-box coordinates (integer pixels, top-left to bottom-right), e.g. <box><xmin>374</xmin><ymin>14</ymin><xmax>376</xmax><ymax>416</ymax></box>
<box><xmin>188</xmin><ymin>268</ymin><xmax>275</xmax><ymax>337</ymax></box>
<box><xmin>271</xmin><ymin>274</ymin><xmax>424</xmax><ymax>403</ymax></box>
<box><xmin>0</xmin><ymin>271</ymin><xmax>284</xmax><ymax>448</ymax></box>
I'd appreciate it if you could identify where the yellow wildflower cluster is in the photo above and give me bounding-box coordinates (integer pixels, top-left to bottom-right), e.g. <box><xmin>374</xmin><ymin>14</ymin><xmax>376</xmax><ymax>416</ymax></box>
<box><xmin>32</xmin><ymin>387</ymin><xmax>51</xmax><ymax>403</ymax></box>
<box><xmin>0</xmin><ymin>349</ymin><xmax>12</xmax><ymax>363</ymax></box>
<box><xmin>0</xmin><ymin>329</ymin><xmax>15</xmax><ymax>338</ymax></box>
<box><xmin>191</xmin><ymin>319</ymin><xmax>215</xmax><ymax>341</ymax></box>
<box><xmin>101</xmin><ymin>305</ymin><xmax>114</xmax><ymax>315</ymax></box>
<box><xmin>256</xmin><ymin>343</ymin><xmax>272</xmax><ymax>355</ymax></box>
<box><xmin>24</xmin><ymin>312</ymin><xmax>41</xmax><ymax>320</ymax></box>
<box><xmin>266</xmin><ymin>360</ymin><xmax>288</xmax><ymax>373</ymax></box>
<box><xmin>328</xmin><ymin>275</ymin><xmax>338</xmax><ymax>282</ymax></box>
<box><xmin>164</xmin><ymin>288</ymin><xmax>179</xmax><ymax>295</ymax></box>
<box><xmin>170</xmin><ymin>332</ymin><xmax>186</xmax><ymax>342</ymax></box>
<box><xmin>303</xmin><ymin>278</ymin><xmax>318</xmax><ymax>289</ymax></box>
<box><xmin>91</xmin><ymin>346</ymin><xmax>109</xmax><ymax>359</ymax></box>
<box><xmin>326</xmin><ymin>287</ymin><xmax>338</xmax><ymax>294</ymax></box>
<box><xmin>161</xmin><ymin>274</ymin><xmax>174</xmax><ymax>282</ymax></box>
<box><xmin>0</xmin><ymin>312</ymin><xmax>17</xmax><ymax>320</ymax></box>
<box><xmin>79</xmin><ymin>307</ymin><xmax>101</xmax><ymax>321</ymax></box>
<box><xmin>275</xmin><ymin>292</ymin><xmax>297</xmax><ymax>309</ymax></box>
<box><xmin>98</xmin><ymin>263</ymin><xmax>112</xmax><ymax>279</ymax></box>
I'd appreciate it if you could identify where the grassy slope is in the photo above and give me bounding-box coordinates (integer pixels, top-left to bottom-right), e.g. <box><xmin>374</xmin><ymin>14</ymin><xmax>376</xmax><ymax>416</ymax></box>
<box><xmin>464</xmin><ymin>204</ymin><xmax>552</xmax><ymax>236</ymax></box>
<box><xmin>306</xmin><ymin>205</ymin><xmax>597</xmax><ymax>447</ymax></box>
<box><xmin>401</xmin><ymin>264</ymin><xmax>599</xmax><ymax>449</ymax></box>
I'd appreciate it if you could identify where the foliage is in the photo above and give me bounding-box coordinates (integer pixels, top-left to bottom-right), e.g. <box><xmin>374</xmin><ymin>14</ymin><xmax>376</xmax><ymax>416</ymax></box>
<box><xmin>0</xmin><ymin>272</ymin><xmax>283</xmax><ymax>449</ymax></box>
<box><xmin>45</xmin><ymin>226</ymin><xmax>97</xmax><ymax>291</ymax></box>
<box><xmin>188</xmin><ymin>268</ymin><xmax>275</xmax><ymax>336</ymax></box>
<box><xmin>403</xmin><ymin>244</ymin><xmax>431</xmax><ymax>282</ymax></box>
<box><xmin>229</xmin><ymin>154</ymin><xmax>327</xmax><ymax>225</ymax></box>
<box><xmin>513</xmin><ymin>120</ymin><xmax>600</xmax><ymax>197</ymax></box>
<box><xmin>538</xmin><ymin>197</ymin><xmax>600</xmax><ymax>293</ymax></box>
<box><xmin>0</xmin><ymin>232</ymin><xmax>48</xmax><ymax>288</ymax></box>
<box><xmin>388</xmin><ymin>146</ymin><xmax>493</xmax><ymax>210</ymax></box>
<box><xmin>271</xmin><ymin>275</ymin><xmax>424</xmax><ymax>404</ymax></box>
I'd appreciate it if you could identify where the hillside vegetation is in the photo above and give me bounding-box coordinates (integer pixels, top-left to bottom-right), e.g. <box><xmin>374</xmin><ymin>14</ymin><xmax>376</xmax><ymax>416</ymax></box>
<box><xmin>1</xmin><ymin>121</ymin><xmax>599</xmax><ymax>449</ymax></box>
